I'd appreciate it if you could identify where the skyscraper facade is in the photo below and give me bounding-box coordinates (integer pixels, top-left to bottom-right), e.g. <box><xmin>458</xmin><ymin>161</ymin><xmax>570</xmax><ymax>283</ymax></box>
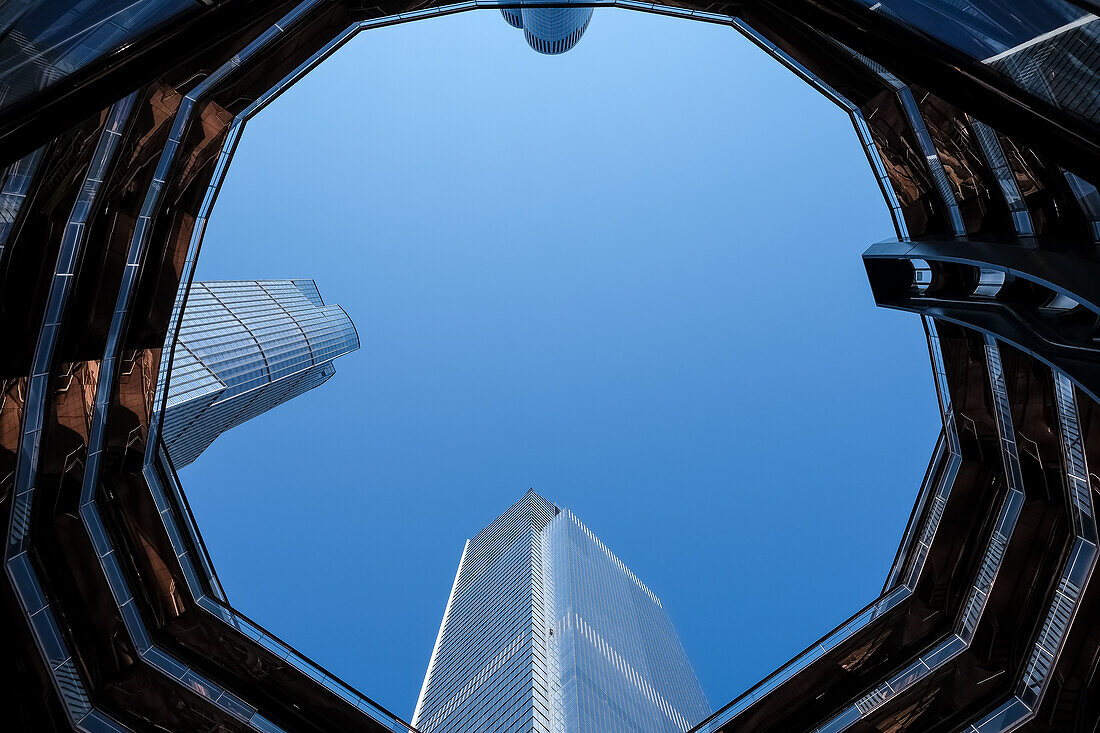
<box><xmin>2</xmin><ymin>1</ymin><xmax>1100</xmax><ymax>732</ymax></box>
<box><xmin>162</xmin><ymin>279</ymin><xmax>358</xmax><ymax>468</ymax></box>
<box><xmin>413</xmin><ymin>490</ymin><xmax>710</xmax><ymax>733</ymax></box>
<box><xmin>499</xmin><ymin>6</ymin><xmax>594</xmax><ymax>55</ymax></box>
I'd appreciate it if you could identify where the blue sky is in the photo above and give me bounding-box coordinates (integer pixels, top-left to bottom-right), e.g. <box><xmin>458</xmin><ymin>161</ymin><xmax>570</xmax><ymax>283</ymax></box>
<box><xmin>185</xmin><ymin>8</ymin><xmax>940</xmax><ymax>722</ymax></box>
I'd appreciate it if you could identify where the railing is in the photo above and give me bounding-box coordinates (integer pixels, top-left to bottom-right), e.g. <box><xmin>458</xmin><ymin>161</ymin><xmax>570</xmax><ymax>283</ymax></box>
<box><xmin>690</xmin><ymin>318</ymin><xmax>961</xmax><ymax>732</ymax></box>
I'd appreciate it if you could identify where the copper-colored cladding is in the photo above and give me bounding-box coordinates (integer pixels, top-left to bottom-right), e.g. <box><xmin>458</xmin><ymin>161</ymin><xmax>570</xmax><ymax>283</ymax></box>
<box><xmin>60</xmin><ymin>83</ymin><xmax>187</xmax><ymax>362</ymax></box>
<box><xmin>879</xmin><ymin>691</ymin><xmax>938</xmax><ymax>733</ymax></box>
<box><xmin>717</xmin><ymin>324</ymin><xmax>1021</xmax><ymax>733</ymax></box>
<box><xmin>43</xmin><ymin>362</ymin><xmax>101</xmax><ymax>502</ymax></box>
<box><xmin>12</xmin><ymin>96</ymin><xmax>246</xmax><ymax>726</ymax></box>
<box><xmin>835</xmin><ymin>627</ymin><xmax>890</xmax><ymax>673</ymax></box>
<box><xmin>740</xmin><ymin>6</ymin><xmax>952</xmax><ymax>239</ymax></box>
<box><xmin>996</xmin><ymin>132</ymin><xmax>1092</xmax><ymax>240</ymax></box>
<box><xmin>912</xmin><ymin>88</ymin><xmax>1014</xmax><ymax>235</ymax></box>
<box><xmin>725</xmin><ymin>3</ymin><xmax>953</xmax><ymax>241</ymax></box>
<box><xmin>129</xmin><ymin>99</ymin><xmax>234</xmax><ymax>350</ymax></box>
<box><xmin>862</xmin><ymin>88</ymin><xmax>949</xmax><ymax>238</ymax></box>
<box><xmin>136</xmin><ymin>84</ymin><xmax>185</xmax><ymax>158</ymax></box>
<box><xmin>0</xmin><ymin>110</ymin><xmax>108</xmax><ymax>377</ymax></box>
<box><xmin>0</xmin><ymin>7</ymin><xmax>403</xmax><ymax>730</ymax></box>
<box><xmin>108</xmin><ymin>458</ymin><xmax>189</xmax><ymax>625</ymax></box>
<box><xmin>24</xmin><ymin>3</ymin><xmax>411</xmax><ymax>730</ymax></box>
<box><xmin>0</xmin><ymin>378</ymin><xmax>26</xmax><ymax>490</ymax></box>
<box><xmin>130</xmin><ymin>2</ymin><xmax>354</xmax><ymax>352</ymax></box>
<box><xmin>52</xmin><ymin>362</ymin><xmax>99</xmax><ymax>443</ymax></box>
<box><xmin>107</xmin><ymin>347</ymin><xmax>190</xmax><ymax>619</ymax></box>
<box><xmin>2</xmin><ymin>2</ymin><xmax>1100</xmax><ymax>733</ymax></box>
<box><xmin>852</xmin><ymin>340</ymin><xmax>1071</xmax><ymax>732</ymax></box>
<box><xmin>135</xmin><ymin>509</ymin><xmax>186</xmax><ymax>618</ymax></box>
<box><xmin>109</xmin><ymin>349</ymin><xmax>160</xmax><ymax>453</ymax></box>
<box><xmin>987</xmin><ymin>344</ymin><xmax>1069</xmax><ymax>668</ymax></box>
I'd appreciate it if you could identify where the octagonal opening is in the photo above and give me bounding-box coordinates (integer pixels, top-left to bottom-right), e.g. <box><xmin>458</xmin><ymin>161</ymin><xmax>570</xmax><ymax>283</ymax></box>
<box><xmin>167</xmin><ymin>7</ymin><xmax>940</xmax><ymax>725</ymax></box>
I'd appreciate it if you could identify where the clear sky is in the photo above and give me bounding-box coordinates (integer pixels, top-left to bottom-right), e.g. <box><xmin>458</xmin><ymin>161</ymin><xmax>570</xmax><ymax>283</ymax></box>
<box><xmin>184</xmin><ymin>8</ymin><xmax>940</xmax><ymax>723</ymax></box>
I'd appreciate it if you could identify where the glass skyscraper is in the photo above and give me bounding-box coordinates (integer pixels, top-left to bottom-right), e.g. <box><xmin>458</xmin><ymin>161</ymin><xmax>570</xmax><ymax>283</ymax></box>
<box><xmin>4</xmin><ymin>1</ymin><xmax>1100</xmax><ymax>731</ymax></box>
<box><xmin>162</xmin><ymin>279</ymin><xmax>358</xmax><ymax>468</ymax></box>
<box><xmin>499</xmin><ymin>6</ymin><xmax>594</xmax><ymax>55</ymax></box>
<box><xmin>413</xmin><ymin>490</ymin><xmax>710</xmax><ymax>733</ymax></box>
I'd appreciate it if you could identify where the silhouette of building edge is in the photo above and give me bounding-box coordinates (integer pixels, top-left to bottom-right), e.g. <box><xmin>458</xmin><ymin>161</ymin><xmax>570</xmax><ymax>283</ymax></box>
<box><xmin>1</xmin><ymin>2</ymin><xmax>1099</xmax><ymax>732</ymax></box>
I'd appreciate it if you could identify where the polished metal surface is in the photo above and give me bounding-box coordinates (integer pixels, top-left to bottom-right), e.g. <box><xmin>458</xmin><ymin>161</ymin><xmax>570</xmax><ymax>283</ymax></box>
<box><xmin>1</xmin><ymin>2</ymin><xmax>1100</xmax><ymax>732</ymax></box>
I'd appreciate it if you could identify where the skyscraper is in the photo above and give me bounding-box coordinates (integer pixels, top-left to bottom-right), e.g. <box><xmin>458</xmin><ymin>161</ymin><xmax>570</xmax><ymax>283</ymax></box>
<box><xmin>162</xmin><ymin>279</ymin><xmax>358</xmax><ymax>468</ymax></box>
<box><xmin>499</xmin><ymin>6</ymin><xmax>594</xmax><ymax>55</ymax></box>
<box><xmin>2</xmin><ymin>1</ymin><xmax>1100</xmax><ymax>732</ymax></box>
<box><xmin>413</xmin><ymin>490</ymin><xmax>710</xmax><ymax>733</ymax></box>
